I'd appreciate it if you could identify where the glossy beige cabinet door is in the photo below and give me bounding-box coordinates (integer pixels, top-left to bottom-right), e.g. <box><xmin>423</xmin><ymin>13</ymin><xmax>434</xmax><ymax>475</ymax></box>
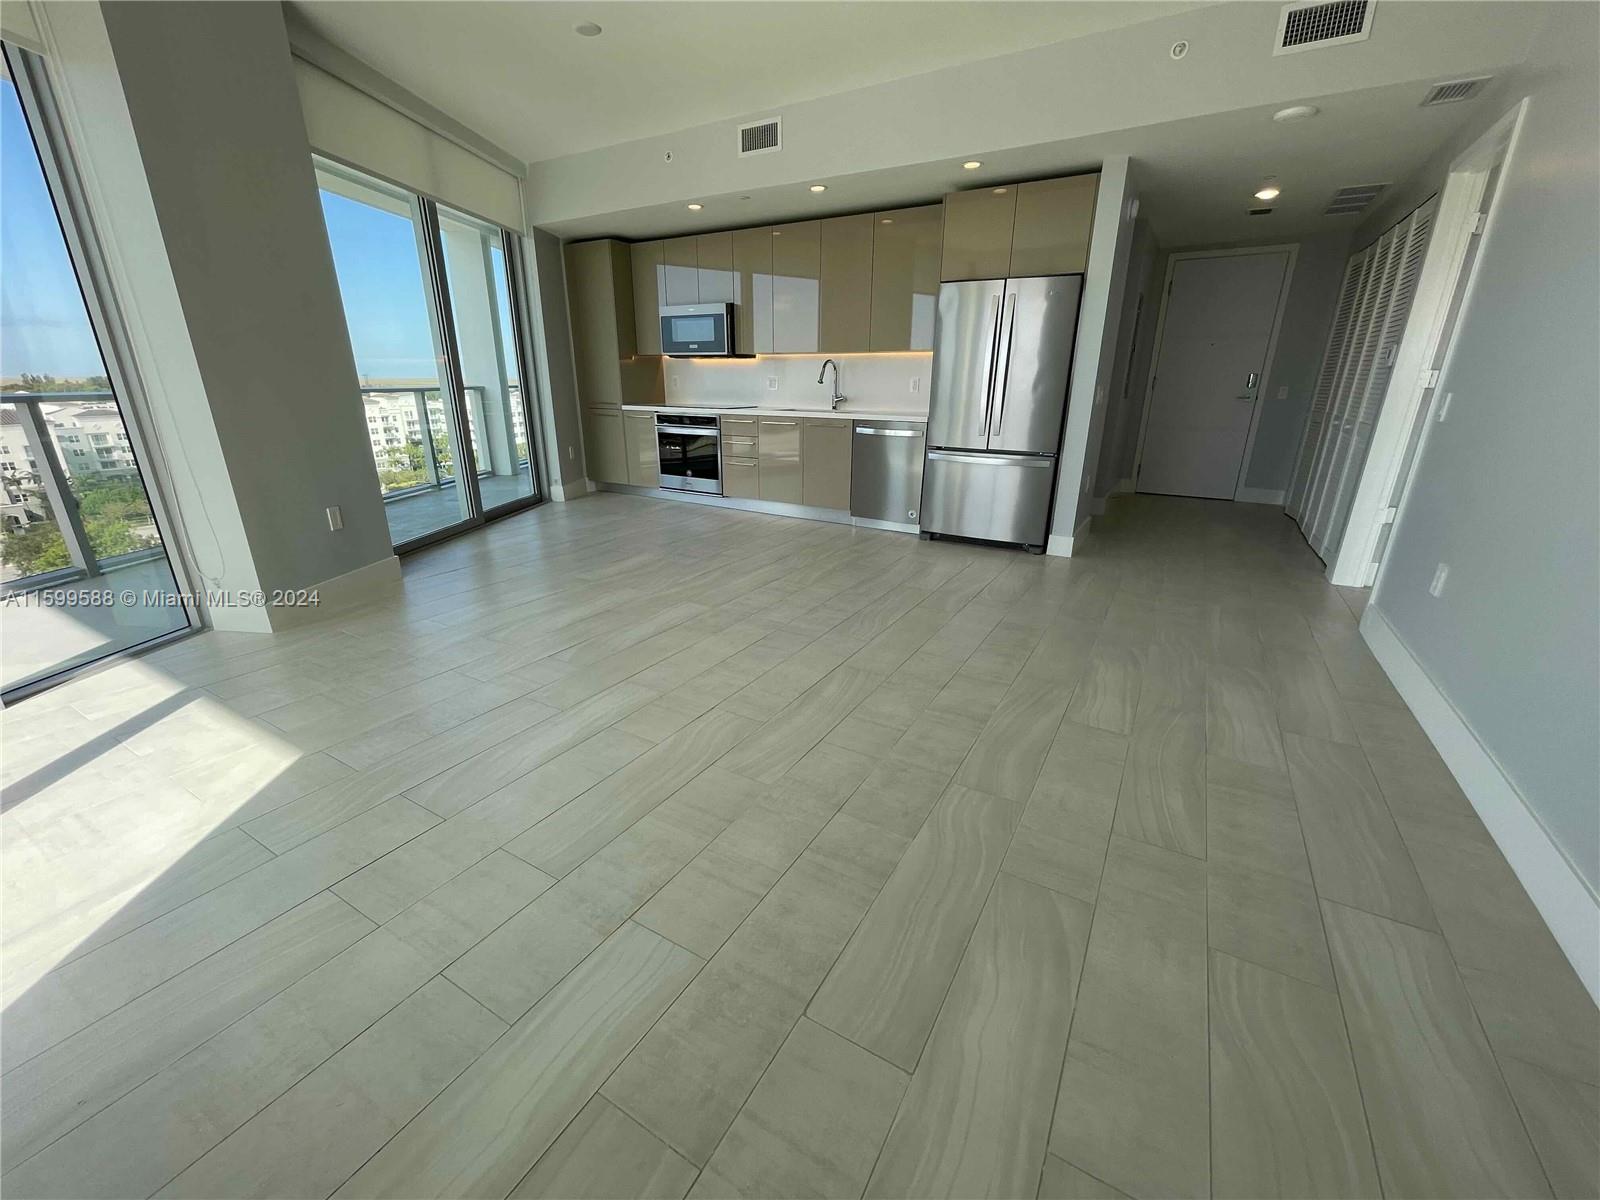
<box><xmin>1011</xmin><ymin>174</ymin><xmax>1099</xmax><ymax>276</ymax></box>
<box><xmin>770</xmin><ymin>221</ymin><xmax>821</xmax><ymax>353</ymax></box>
<box><xmin>941</xmin><ymin>187</ymin><xmax>1017</xmax><ymax>281</ymax></box>
<box><xmin>732</xmin><ymin>227</ymin><xmax>773</xmax><ymax>355</ymax></box>
<box><xmin>696</xmin><ymin>231</ymin><xmax>735</xmax><ymax>304</ymax></box>
<box><xmin>758</xmin><ymin>417</ymin><xmax>802</xmax><ymax>503</ymax></box>
<box><xmin>723</xmin><ymin>456</ymin><xmax>760</xmax><ymax>500</ymax></box>
<box><xmin>663</xmin><ymin>236</ymin><xmax>700</xmax><ymax>305</ymax></box>
<box><xmin>582</xmin><ymin>408</ymin><xmax>628</xmax><ymax>484</ymax></box>
<box><xmin>630</xmin><ymin>241</ymin><xmax>664</xmax><ymax>355</ymax></box>
<box><xmin>819</xmin><ymin>214</ymin><xmax>873</xmax><ymax>353</ymax></box>
<box><xmin>622</xmin><ymin>413</ymin><xmax>659</xmax><ymax>487</ymax></box>
<box><xmin>567</xmin><ymin>239</ymin><xmax>644</xmax><ymax>404</ymax></box>
<box><xmin>801</xmin><ymin>418</ymin><xmax>852</xmax><ymax>509</ymax></box>
<box><xmin>870</xmin><ymin>205</ymin><xmax>942</xmax><ymax>351</ymax></box>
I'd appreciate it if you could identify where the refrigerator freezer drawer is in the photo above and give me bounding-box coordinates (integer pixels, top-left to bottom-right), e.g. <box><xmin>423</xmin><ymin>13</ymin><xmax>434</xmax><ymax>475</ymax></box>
<box><xmin>920</xmin><ymin>450</ymin><xmax>1057</xmax><ymax>548</ymax></box>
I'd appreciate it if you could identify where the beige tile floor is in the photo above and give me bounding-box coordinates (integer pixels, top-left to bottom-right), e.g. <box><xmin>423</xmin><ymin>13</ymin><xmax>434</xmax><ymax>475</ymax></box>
<box><xmin>1</xmin><ymin>492</ymin><xmax>1595</xmax><ymax>1199</ymax></box>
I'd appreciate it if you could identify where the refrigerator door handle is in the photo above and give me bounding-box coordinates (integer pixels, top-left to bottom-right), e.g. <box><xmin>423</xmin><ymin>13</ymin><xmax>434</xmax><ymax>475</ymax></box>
<box><xmin>991</xmin><ymin>292</ymin><xmax>1018</xmax><ymax>438</ymax></box>
<box><xmin>980</xmin><ymin>293</ymin><xmax>1003</xmax><ymax>433</ymax></box>
<box><xmin>927</xmin><ymin>449</ymin><xmax>1055</xmax><ymax>467</ymax></box>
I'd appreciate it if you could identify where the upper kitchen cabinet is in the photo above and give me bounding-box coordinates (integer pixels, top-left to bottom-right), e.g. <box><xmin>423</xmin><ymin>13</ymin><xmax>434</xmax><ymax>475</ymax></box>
<box><xmin>1010</xmin><ymin>174</ymin><xmax>1099</xmax><ymax>276</ymax></box>
<box><xmin>565</xmin><ymin>238</ymin><xmax>661</xmax><ymax>411</ymax></box>
<box><xmin>940</xmin><ymin>172</ymin><xmax>1100</xmax><ymax>280</ymax></box>
<box><xmin>630</xmin><ymin>241</ymin><xmax>664</xmax><ymax>355</ymax></box>
<box><xmin>869</xmin><ymin>204</ymin><xmax>942</xmax><ymax>351</ymax></box>
<box><xmin>696</xmin><ymin>231</ymin><xmax>735</xmax><ymax>303</ymax></box>
<box><xmin>770</xmin><ymin>220</ymin><xmax>821</xmax><ymax>353</ymax></box>
<box><xmin>662</xmin><ymin>236</ymin><xmax>700</xmax><ymax>305</ymax></box>
<box><xmin>818</xmin><ymin>214</ymin><xmax>874</xmax><ymax>354</ymax></box>
<box><xmin>732</xmin><ymin>226</ymin><xmax>774</xmax><ymax>355</ymax></box>
<box><xmin>940</xmin><ymin>186</ymin><xmax>1017</xmax><ymax>281</ymax></box>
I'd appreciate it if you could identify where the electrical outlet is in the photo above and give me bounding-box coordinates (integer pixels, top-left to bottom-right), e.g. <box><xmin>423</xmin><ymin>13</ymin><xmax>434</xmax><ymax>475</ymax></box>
<box><xmin>1428</xmin><ymin>562</ymin><xmax>1449</xmax><ymax>597</ymax></box>
<box><xmin>326</xmin><ymin>505</ymin><xmax>343</xmax><ymax>532</ymax></box>
<box><xmin>1276</xmin><ymin>385</ymin><xmax>1289</xmax><ymax>400</ymax></box>
<box><xmin>767</xmin><ymin>376</ymin><xmax>779</xmax><ymax>391</ymax></box>
<box><xmin>909</xmin><ymin>377</ymin><xmax>921</xmax><ymax>394</ymax></box>
<box><xmin>1437</xmin><ymin>392</ymin><xmax>1454</xmax><ymax>422</ymax></box>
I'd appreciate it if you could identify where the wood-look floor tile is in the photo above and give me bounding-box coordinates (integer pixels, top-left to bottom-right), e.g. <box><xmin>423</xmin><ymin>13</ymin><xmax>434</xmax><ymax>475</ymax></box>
<box><xmin>1321</xmin><ymin>899</ymin><xmax>1552</xmax><ymax>1199</ymax></box>
<box><xmin>1267</xmin><ymin>648</ymin><xmax>1360</xmax><ymax>746</ymax></box>
<box><xmin>955</xmin><ymin>675</ymin><xmax>1072</xmax><ymax>801</ymax></box>
<box><xmin>337</xmin><ymin>922</ymin><xmax>700</xmax><ymax>1198</ymax></box>
<box><xmin>1206</xmin><ymin>665</ymin><xmax>1286</xmax><ymax>770</ymax></box>
<box><xmin>1037</xmin><ymin>1156</ymin><xmax>1131</xmax><ymax>1199</ymax></box>
<box><xmin>1209</xmin><ymin>950</ymin><xmax>1379</xmax><ymax>1198</ymax></box>
<box><xmin>1205</xmin><ymin>755</ymin><xmax>1311</xmax><ymax>885</ymax></box>
<box><xmin>1112</xmin><ymin>705</ymin><xmax>1206</xmax><ymax>859</ymax></box>
<box><xmin>513</xmin><ymin>1095</ymin><xmax>698</xmax><ymax>1200</ymax></box>
<box><xmin>1497</xmin><ymin>1055</ymin><xmax>1600</xmax><ymax>1200</ymax></box>
<box><xmin>1051</xmin><ymin>838</ymin><xmax>1209</xmax><ymax>1200</ymax></box>
<box><xmin>1065</xmin><ymin>643</ymin><xmax>1141</xmax><ymax>735</ymax></box>
<box><xmin>699</xmin><ymin>1017</ymin><xmax>907</xmax><ymax>1199</ymax></box>
<box><xmin>867</xmin><ymin>874</ymin><xmax>1092</xmax><ymax>1199</ymax></box>
<box><xmin>808</xmin><ymin>784</ymin><xmax>1016</xmax><ymax>1070</ymax></box>
<box><xmin>1208</xmin><ymin>861</ymin><xmax>1335</xmax><ymax>990</ymax></box>
<box><xmin>1285</xmin><ymin>733</ymin><xmax>1436</xmax><ymax>930</ymax></box>
<box><xmin>158</xmin><ymin>977</ymin><xmax>504</xmax><ymax>1199</ymax></box>
<box><xmin>1001</xmin><ymin>721</ymin><xmax>1126</xmax><ymax>904</ymax></box>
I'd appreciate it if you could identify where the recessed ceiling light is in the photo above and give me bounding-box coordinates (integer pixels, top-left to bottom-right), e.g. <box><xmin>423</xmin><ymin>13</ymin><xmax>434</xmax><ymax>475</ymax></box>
<box><xmin>1272</xmin><ymin>104</ymin><xmax>1319</xmax><ymax>123</ymax></box>
<box><xmin>880</xmin><ymin>218</ymin><xmax>894</xmax><ymax>224</ymax></box>
<box><xmin>962</xmin><ymin>160</ymin><xmax>982</xmax><ymax>170</ymax></box>
<box><xmin>992</xmin><ymin>187</ymin><xmax>1008</xmax><ymax>195</ymax></box>
<box><xmin>686</xmin><ymin>203</ymin><xmax>703</xmax><ymax>211</ymax></box>
<box><xmin>1254</xmin><ymin>185</ymin><xmax>1281</xmax><ymax>201</ymax></box>
<box><xmin>809</xmin><ymin>184</ymin><xmax>827</xmax><ymax>193</ymax></box>
<box><xmin>573</xmin><ymin>21</ymin><xmax>602</xmax><ymax>37</ymax></box>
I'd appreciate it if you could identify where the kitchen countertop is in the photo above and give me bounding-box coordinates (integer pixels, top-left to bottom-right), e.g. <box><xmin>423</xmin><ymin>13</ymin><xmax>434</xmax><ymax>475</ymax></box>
<box><xmin>622</xmin><ymin>402</ymin><xmax>926</xmax><ymax>423</ymax></box>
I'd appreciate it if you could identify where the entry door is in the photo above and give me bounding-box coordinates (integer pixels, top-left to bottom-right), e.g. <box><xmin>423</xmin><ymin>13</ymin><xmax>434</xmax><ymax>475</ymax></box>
<box><xmin>1137</xmin><ymin>251</ymin><xmax>1290</xmax><ymax>499</ymax></box>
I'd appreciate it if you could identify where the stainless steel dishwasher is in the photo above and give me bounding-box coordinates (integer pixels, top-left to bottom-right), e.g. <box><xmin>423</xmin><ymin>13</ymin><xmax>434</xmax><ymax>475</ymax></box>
<box><xmin>850</xmin><ymin>421</ymin><xmax>925</xmax><ymax>527</ymax></box>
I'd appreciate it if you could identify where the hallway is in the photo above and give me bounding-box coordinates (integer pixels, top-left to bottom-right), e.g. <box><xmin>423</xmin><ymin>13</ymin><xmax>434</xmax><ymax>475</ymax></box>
<box><xmin>0</xmin><ymin>492</ymin><xmax>1592</xmax><ymax>1198</ymax></box>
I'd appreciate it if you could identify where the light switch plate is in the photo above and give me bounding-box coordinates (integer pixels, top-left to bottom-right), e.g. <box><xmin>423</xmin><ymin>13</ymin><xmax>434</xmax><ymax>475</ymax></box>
<box><xmin>1428</xmin><ymin>563</ymin><xmax>1449</xmax><ymax>597</ymax></box>
<box><xmin>767</xmin><ymin>377</ymin><xmax>779</xmax><ymax>391</ymax></box>
<box><xmin>326</xmin><ymin>505</ymin><xmax>343</xmax><ymax>531</ymax></box>
<box><xmin>1276</xmin><ymin>385</ymin><xmax>1289</xmax><ymax>399</ymax></box>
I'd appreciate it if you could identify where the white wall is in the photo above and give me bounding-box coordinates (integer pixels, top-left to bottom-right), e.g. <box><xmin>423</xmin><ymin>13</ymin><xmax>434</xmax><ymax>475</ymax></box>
<box><xmin>1364</xmin><ymin>2</ymin><xmax>1599</xmax><ymax>904</ymax></box>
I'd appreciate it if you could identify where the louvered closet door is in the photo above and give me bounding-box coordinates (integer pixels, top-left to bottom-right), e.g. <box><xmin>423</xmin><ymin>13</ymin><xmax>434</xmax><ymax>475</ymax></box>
<box><xmin>1318</xmin><ymin>198</ymin><xmax>1438</xmax><ymax>557</ymax></box>
<box><xmin>1307</xmin><ymin>226</ymin><xmax>1403</xmax><ymax>555</ymax></box>
<box><xmin>1287</xmin><ymin>253</ymin><xmax>1365</xmax><ymax>518</ymax></box>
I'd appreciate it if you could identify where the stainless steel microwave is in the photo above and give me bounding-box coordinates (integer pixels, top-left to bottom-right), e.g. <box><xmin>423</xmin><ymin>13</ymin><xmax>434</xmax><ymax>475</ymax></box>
<box><xmin>660</xmin><ymin>303</ymin><xmax>735</xmax><ymax>356</ymax></box>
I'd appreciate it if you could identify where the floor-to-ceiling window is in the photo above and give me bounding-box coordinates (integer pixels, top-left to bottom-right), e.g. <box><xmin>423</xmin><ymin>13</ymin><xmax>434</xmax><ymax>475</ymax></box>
<box><xmin>0</xmin><ymin>46</ymin><xmax>193</xmax><ymax>702</ymax></box>
<box><xmin>315</xmin><ymin>159</ymin><xmax>541</xmax><ymax>550</ymax></box>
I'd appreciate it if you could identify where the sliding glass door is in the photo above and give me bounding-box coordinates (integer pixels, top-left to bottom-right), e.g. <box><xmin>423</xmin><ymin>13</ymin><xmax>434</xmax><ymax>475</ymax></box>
<box><xmin>1</xmin><ymin>46</ymin><xmax>193</xmax><ymax>701</ymax></box>
<box><xmin>316</xmin><ymin>161</ymin><xmax>541</xmax><ymax>550</ymax></box>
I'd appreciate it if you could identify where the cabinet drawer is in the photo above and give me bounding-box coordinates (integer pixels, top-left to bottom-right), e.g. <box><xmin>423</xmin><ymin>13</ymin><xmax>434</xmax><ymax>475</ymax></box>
<box><xmin>723</xmin><ymin>456</ymin><xmax>760</xmax><ymax>500</ymax></box>
<box><xmin>724</xmin><ymin>435</ymin><xmax>759</xmax><ymax>458</ymax></box>
<box><xmin>720</xmin><ymin>415</ymin><xmax>759</xmax><ymax>436</ymax></box>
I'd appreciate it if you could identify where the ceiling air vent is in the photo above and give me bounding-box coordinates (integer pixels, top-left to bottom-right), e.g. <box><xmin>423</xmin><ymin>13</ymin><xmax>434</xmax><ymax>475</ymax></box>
<box><xmin>1421</xmin><ymin>77</ymin><xmax>1491</xmax><ymax>106</ymax></box>
<box><xmin>1324</xmin><ymin>183</ymin><xmax>1388</xmax><ymax>216</ymax></box>
<box><xmin>737</xmin><ymin>118</ymin><xmax>782</xmax><ymax>157</ymax></box>
<box><xmin>1274</xmin><ymin>0</ymin><xmax>1374</xmax><ymax>55</ymax></box>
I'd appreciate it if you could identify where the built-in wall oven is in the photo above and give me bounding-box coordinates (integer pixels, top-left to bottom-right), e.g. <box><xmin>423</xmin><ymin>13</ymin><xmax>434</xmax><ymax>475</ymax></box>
<box><xmin>655</xmin><ymin>414</ymin><xmax>722</xmax><ymax>494</ymax></box>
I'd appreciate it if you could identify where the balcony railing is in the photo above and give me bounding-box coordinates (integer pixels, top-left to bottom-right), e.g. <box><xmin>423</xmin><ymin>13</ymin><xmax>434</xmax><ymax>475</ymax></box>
<box><xmin>359</xmin><ymin>385</ymin><xmax>530</xmax><ymax>506</ymax></box>
<box><xmin>1</xmin><ymin>390</ymin><xmax>166</xmax><ymax>593</ymax></box>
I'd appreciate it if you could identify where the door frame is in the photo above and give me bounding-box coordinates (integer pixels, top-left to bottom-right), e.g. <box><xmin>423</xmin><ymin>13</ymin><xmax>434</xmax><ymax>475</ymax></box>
<box><xmin>1333</xmin><ymin>99</ymin><xmax>1527</xmax><ymax>587</ymax></box>
<box><xmin>1132</xmin><ymin>243</ymin><xmax>1299</xmax><ymax>501</ymax></box>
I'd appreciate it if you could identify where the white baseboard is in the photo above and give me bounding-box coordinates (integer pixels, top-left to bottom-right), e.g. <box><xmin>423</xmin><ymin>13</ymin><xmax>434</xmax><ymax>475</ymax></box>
<box><xmin>266</xmin><ymin>554</ymin><xmax>401</xmax><ymax>631</ymax></box>
<box><xmin>1235</xmin><ymin>486</ymin><xmax>1286</xmax><ymax>506</ymax></box>
<box><xmin>1361</xmin><ymin>605</ymin><xmax>1600</xmax><ymax>1003</ymax></box>
<box><xmin>1046</xmin><ymin>516</ymin><xmax>1092</xmax><ymax>558</ymax></box>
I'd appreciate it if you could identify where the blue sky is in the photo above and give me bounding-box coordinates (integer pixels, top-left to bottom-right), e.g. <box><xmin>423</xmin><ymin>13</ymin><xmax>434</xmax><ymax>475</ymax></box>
<box><xmin>0</xmin><ymin>79</ymin><xmax>107</xmax><ymax>380</ymax></box>
<box><xmin>319</xmin><ymin>189</ymin><xmax>441</xmax><ymax>383</ymax></box>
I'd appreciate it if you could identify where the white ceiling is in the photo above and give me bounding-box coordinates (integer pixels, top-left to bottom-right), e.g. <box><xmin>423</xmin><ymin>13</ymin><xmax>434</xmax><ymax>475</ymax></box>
<box><xmin>286</xmin><ymin>0</ymin><xmax>1205</xmax><ymax>162</ymax></box>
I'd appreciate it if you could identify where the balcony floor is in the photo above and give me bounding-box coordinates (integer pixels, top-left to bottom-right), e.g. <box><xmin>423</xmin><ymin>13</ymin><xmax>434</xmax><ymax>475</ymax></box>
<box><xmin>1</xmin><ymin>556</ymin><xmax>190</xmax><ymax>694</ymax></box>
<box><xmin>382</xmin><ymin>473</ymin><xmax>535</xmax><ymax>545</ymax></box>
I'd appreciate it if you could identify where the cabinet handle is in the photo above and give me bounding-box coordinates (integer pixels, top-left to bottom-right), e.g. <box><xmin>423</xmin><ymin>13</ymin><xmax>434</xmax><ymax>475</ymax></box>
<box><xmin>761</xmin><ymin>419</ymin><xmax>798</xmax><ymax>426</ymax></box>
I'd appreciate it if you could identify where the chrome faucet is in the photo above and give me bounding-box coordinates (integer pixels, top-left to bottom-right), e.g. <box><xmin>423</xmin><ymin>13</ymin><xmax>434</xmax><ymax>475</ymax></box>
<box><xmin>818</xmin><ymin>358</ymin><xmax>846</xmax><ymax>410</ymax></box>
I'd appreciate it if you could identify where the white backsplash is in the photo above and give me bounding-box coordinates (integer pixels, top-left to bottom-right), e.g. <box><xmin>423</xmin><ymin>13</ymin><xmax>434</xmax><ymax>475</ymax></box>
<box><xmin>662</xmin><ymin>353</ymin><xmax>932</xmax><ymax>416</ymax></box>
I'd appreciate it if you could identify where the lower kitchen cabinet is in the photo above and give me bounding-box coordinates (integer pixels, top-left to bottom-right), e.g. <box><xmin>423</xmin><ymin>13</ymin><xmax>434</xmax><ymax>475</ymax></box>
<box><xmin>622</xmin><ymin>412</ymin><xmax>659</xmax><ymax>487</ymax></box>
<box><xmin>757</xmin><ymin>417</ymin><xmax>802</xmax><ymax>503</ymax></box>
<box><xmin>582</xmin><ymin>408</ymin><xmax>628</xmax><ymax>484</ymax></box>
<box><xmin>801</xmin><ymin>418</ymin><xmax>852</xmax><ymax>509</ymax></box>
<box><xmin>723</xmin><ymin>455</ymin><xmax>760</xmax><ymax>500</ymax></box>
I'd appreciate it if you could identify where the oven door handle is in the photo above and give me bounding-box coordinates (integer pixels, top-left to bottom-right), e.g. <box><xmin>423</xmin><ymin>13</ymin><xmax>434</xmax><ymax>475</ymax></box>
<box><xmin>656</xmin><ymin>424</ymin><xmax>721</xmax><ymax>436</ymax></box>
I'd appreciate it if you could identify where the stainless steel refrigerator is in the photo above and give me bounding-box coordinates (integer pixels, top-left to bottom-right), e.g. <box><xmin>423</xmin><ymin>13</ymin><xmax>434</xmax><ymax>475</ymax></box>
<box><xmin>920</xmin><ymin>275</ymin><xmax>1082</xmax><ymax>552</ymax></box>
